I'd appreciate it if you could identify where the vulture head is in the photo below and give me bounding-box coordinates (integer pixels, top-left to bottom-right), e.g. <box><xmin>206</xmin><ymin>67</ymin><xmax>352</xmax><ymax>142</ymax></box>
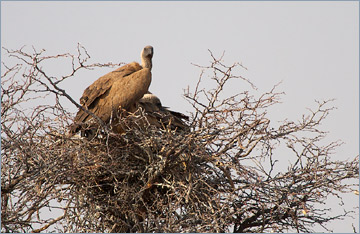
<box><xmin>139</xmin><ymin>92</ymin><xmax>162</xmax><ymax>109</ymax></box>
<box><xmin>141</xmin><ymin>45</ymin><xmax>154</xmax><ymax>70</ymax></box>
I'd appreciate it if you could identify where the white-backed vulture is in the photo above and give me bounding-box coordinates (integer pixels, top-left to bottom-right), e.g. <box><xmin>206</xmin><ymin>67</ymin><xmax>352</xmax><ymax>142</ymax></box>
<box><xmin>137</xmin><ymin>92</ymin><xmax>189</xmax><ymax>131</ymax></box>
<box><xmin>69</xmin><ymin>45</ymin><xmax>154</xmax><ymax>136</ymax></box>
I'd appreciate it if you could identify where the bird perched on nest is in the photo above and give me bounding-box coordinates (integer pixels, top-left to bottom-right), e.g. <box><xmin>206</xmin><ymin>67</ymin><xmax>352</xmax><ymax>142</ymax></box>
<box><xmin>69</xmin><ymin>45</ymin><xmax>189</xmax><ymax>137</ymax></box>
<box><xmin>137</xmin><ymin>92</ymin><xmax>189</xmax><ymax>132</ymax></box>
<box><xmin>69</xmin><ymin>45</ymin><xmax>154</xmax><ymax>137</ymax></box>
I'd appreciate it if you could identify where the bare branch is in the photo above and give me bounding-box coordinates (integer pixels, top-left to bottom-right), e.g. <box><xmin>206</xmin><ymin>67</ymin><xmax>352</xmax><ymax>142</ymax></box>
<box><xmin>1</xmin><ymin>46</ymin><xmax>358</xmax><ymax>233</ymax></box>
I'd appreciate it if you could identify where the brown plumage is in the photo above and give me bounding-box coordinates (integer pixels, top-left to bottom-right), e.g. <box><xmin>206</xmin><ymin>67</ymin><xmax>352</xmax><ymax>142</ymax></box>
<box><xmin>69</xmin><ymin>46</ymin><xmax>154</xmax><ymax>136</ymax></box>
<box><xmin>137</xmin><ymin>92</ymin><xmax>189</xmax><ymax>131</ymax></box>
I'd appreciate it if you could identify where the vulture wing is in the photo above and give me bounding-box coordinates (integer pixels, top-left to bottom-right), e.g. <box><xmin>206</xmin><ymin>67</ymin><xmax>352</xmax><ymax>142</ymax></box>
<box><xmin>80</xmin><ymin>63</ymin><xmax>142</xmax><ymax>108</ymax></box>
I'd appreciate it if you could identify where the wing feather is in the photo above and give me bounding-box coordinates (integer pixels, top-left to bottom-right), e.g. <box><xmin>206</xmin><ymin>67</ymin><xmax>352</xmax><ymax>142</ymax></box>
<box><xmin>79</xmin><ymin>62</ymin><xmax>142</xmax><ymax>108</ymax></box>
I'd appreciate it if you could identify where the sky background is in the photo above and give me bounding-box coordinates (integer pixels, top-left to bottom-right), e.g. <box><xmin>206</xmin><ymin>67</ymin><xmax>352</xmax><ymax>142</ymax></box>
<box><xmin>1</xmin><ymin>1</ymin><xmax>359</xmax><ymax>232</ymax></box>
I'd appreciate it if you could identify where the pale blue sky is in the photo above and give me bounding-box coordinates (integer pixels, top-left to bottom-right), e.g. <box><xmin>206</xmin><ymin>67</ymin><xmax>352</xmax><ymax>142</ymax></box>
<box><xmin>1</xmin><ymin>1</ymin><xmax>359</xmax><ymax>232</ymax></box>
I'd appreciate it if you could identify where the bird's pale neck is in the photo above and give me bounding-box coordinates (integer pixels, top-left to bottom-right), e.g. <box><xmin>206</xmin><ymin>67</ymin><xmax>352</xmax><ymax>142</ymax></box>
<box><xmin>141</xmin><ymin>57</ymin><xmax>152</xmax><ymax>70</ymax></box>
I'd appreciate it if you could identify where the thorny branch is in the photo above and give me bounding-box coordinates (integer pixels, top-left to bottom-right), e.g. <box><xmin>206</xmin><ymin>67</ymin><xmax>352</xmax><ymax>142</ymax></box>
<box><xmin>1</xmin><ymin>46</ymin><xmax>358</xmax><ymax>233</ymax></box>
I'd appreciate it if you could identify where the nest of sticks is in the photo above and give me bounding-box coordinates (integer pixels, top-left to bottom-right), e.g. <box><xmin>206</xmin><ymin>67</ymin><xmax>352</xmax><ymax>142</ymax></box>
<box><xmin>43</xmin><ymin>111</ymin><xmax>225</xmax><ymax>232</ymax></box>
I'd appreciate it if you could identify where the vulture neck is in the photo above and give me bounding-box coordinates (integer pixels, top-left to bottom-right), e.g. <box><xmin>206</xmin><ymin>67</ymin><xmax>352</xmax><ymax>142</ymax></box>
<box><xmin>141</xmin><ymin>57</ymin><xmax>152</xmax><ymax>70</ymax></box>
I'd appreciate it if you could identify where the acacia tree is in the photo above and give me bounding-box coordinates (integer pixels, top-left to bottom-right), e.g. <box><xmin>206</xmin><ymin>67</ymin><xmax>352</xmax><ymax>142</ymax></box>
<box><xmin>1</xmin><ymin>45</ymin><xmax>358</xmax><ymax>233</ymax></box>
